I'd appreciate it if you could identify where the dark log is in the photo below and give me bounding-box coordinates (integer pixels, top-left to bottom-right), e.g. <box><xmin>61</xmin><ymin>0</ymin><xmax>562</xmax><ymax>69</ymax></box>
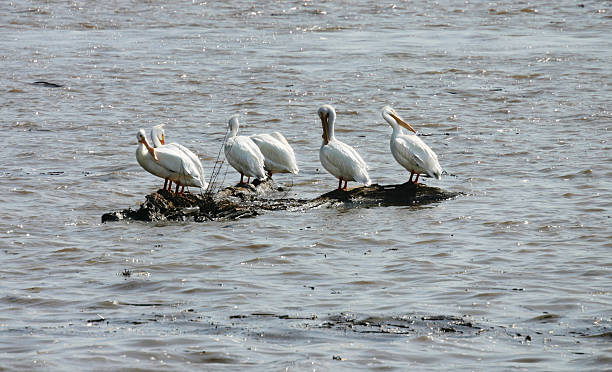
<box><xmin>102</xmin><ymin>181</ymin><xmax>459</xmax><ymax>223</ymax></box>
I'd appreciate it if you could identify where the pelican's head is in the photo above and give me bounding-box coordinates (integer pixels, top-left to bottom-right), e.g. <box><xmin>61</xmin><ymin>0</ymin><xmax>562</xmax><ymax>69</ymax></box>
<box><xmin>317</xmin><ymin>104</ymin><xmax>336</xmax><ymax>144</ymax></box>
<box><xmin>137</xmin><ymin>129</ymin><xmax>147</xmax><ymax>144</ymax></box>
<box><xmin>150</xmin><ymin>124</ymin><xmax>166</xmax><ymax>147</ymax></box>
<box><xmin>382</xmin><ymin>105</ymin><xmax>416</xmax><ymax>133</ymax></box>
<box><xmin>228</xmin><ymin>114</ymin><xmax>240</xmax><ymax>136</ymax></box>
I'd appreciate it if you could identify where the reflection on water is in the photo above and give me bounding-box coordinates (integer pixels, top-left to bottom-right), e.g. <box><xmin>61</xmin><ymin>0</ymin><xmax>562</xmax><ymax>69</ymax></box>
<box><xmin>1</xmin><ymin>0</ymin><xmax>611</xmax><ymax>370</ymax></box>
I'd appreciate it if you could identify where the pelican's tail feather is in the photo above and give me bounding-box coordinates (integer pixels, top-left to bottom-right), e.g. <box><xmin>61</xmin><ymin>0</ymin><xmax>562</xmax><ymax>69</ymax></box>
<box><xmin>355</xmin><ymin>169</ymin><xmax>371</xmax><ymax>187</ymax></box>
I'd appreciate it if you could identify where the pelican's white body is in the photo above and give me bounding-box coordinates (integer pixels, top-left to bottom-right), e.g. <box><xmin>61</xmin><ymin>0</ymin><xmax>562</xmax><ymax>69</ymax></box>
<box><xmin>135</xmin><ymin>130</ymin><xmax>206</xmax><ymax>189</ymax></box>
<box><xmin>150</xmin><ymin>125</ymin><xmax>208</xmax><ymax>189</ymax></box>
<box><xmin>320</xmin><ymin>140</ymin><xmax>371</xmax><ymax>185</ymax></box>
<box><xmin>224</xmin><ymin>116</ymin><xmax>266</xmax><ymax>180</ymax></box>
<box><xmin>390</xmin><ymin>133</ymin><xmax>441</xmax><ymax>179</ymax></box>
<box><xmin>382</xmin><ymin>106</ymin><xmax>442</xmax><ymax>180</ymax></box>
<box><xmin>250</xmin><ymin>132</ymin><xmax>299</xmax><ymax>175</ymax></box>
<box><xmin>318</xmin><ymin>105</ymin><xmax>371</xmax><ymax>186</ymax></box>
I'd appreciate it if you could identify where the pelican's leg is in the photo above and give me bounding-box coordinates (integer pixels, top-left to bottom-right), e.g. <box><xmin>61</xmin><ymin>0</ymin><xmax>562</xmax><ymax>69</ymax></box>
<box><xmin>267</xmin><ymin>170</ymin><xmax>273</xmax><ymax>179</ymax></box>
<box><xmin>175</xmin><ymin>183</ymin><xmax>180</xmax><ymax>194</ymax></box>
<box><xmin>247</xmin><ymin>177</ymin><xmax>251</xmax><ymax>184</ymax></box>
<box><xmin>164</xmin><ymin>178</ymin><xmax>169</xmax><ymax>190</ymax></box>
<box><xmin>408</xmin><ymin>171</ymin><xmax>414</xmax><ymax>183</ymax></box>
<box><xmin>240</xmin><ymin>174</ymin><xmax>244</xmax><ymax>184</ymax></box>
<box><xmin>414</xmin><ymin>173</ymin><xmax>421</xmax><ymax>184</ymax></box>
<box><xmin>167</xmin><ymin>180</ymin><xmax>173</xmax><ymax>191</ymax></box>
<box><xmin>343</xmin><ymin>180</ymin><xmax>348</xmax><ymax>190</ymax></box>
<box><xmin>337</xmin><ymin>178</ymin><xmax>343</xmax><ymax>190</ymax></box>
<box><xmin>180</xmin><ymin>185</ymin><xmax>185</xmax><ymax>194</ymax></box>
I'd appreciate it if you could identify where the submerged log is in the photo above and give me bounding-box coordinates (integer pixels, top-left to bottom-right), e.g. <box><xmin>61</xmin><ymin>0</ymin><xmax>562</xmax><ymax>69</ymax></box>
<box><xmin>102</xmin><ymin>180</ymin><xmax>459</xmax><ymax>223</ymax></box>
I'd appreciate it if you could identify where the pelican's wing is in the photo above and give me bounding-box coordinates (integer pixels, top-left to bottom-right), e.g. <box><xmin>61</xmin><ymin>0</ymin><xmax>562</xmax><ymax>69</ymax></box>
<box><xmin>168</xmin><ymin>142</ymin><xmax>205</xmax><ymax>178</ymax></box>
<box><xmin>225</xmin><ymin>136</ymin><xmax>266</xmax><ymax>178</ymax></box>
<box><xmin>251</xmin><ymin>133</ymin><xmax>298</xmax><ymax>174</ymax></box>
<box><xmin>394</xmin><ymin>134</ymin><xmax>441</xmax><ymax>178</ymax></box>
<box><xmin>269</xmin><ymin>132</ymin><xmax>292</xmax><ymax>150</ymax></box>
<box><xmin>168</xmin><ymin>142</ymin><xmax>195</xmax><ymax>158</ymax></box>
<box><xmin>341</xmin><ymin>141</ymin><xmax>369</xmax><ymax>170</ymax></box>
<box><xmin>155</xmin><ymin>147</ymin><xmax>201</xmax><ymax>179</ymax></box>
<box><xmin>321</xmin><ymin>141</ymin><xmax>371</xmax><ymax>185</ymax></box>
<box><xmin>269</xmin><ymin>132</ymin><xmax>298</xmax><ymax>171</ymax></box>
<box><xmin>239</xmin><ymin>136</ymin><xmax>265</xmax><ymax>165</ymax></box>
<box><xmin>249</xmin><ymin>133</ymin><xmax>275</xmax><ymax>151</ymax></box>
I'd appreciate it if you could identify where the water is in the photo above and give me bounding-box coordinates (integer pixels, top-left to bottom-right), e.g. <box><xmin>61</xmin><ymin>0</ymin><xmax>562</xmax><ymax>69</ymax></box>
<box><xmin>2</xmin><ymin>1</ymin><xmax>611</xmax><ymax>370</ymax></box>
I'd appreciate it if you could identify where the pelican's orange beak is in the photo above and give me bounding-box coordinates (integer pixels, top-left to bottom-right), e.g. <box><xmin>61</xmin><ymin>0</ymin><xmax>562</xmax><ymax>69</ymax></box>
<box><xmin>321</xmin><ymin>113</ymin><xmax>329</xmax><ymax>144</ymax></box>
<box><xmin>390</xmin><ymin>112</ymin><xmax>416</xmax><ymax>133</ymax></box>
<box><xmin>149</xmin><ymin>147</ymin><xmax>158</xmax><ymax>162</ymax></box>
<box><xmin>142</xmin><ymin>137</ymin><xmax>159</xmax><ymax>161</ymax></box>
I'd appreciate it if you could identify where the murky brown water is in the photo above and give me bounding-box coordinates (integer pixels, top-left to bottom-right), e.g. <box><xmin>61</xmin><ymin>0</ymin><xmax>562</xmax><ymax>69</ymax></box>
<box><xmin>2</xmin><ymin>1</ymin><xmax>611</xmax><ymax>370</ymax></box>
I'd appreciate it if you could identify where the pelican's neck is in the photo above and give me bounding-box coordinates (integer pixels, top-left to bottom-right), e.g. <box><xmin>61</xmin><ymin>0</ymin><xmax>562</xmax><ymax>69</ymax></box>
<box><xmin>150</xmin><ymin>127</ymin><xmax>163</xmax><ymax>147</ymax></box>
<box><xmin>383</xmin><ymin>111</ymin><xmax>403</xmax><ymax>136</ymax></box>
<box><xmin>138</xmin><ymin>136</ymin><xmax>157</xmax><ymax>160</ymax></box>
<box><xmin>228</xmin><ymin>118</ymin><xmax>239</xmax><ymax>138</ymax></box>
<box><xmin>136</xmin><ymin>141</ymin><xmax>147</xmax><ymax>157</ymax></box>
<box><xmin>326</xmin><ymin>109</ymin><xmax>336</xmax><ymax>141</ymax></box>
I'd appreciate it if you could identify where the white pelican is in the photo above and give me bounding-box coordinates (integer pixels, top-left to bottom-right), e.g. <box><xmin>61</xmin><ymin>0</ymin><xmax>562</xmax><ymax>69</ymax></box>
<box><xmin>382</xmin><ymin>105</ymin><xmax>442</xmax><ymax>183</ymax></box>
<box><xmin>250</xmin><ymin>132</ymin><xmax>299</xmax><ymax>178</ymax></box>
<box><xmin>224</xmin><ymin>115</ymin><xmax>266</xmax><ymax>184</ymax></box>
<box><xmin>135</xmin><ymin>129</ymin><xmax>206</xmax><ymax>194</ymax></box>
<box><xmin>150</xmin><ymin>124</ymin><xmax>208</xmax><ymax>192</ymax></box>
<box><xmin>318</xmin><ymin>104</ymin><xmax>371</xmax><ymax>190</ymax></box>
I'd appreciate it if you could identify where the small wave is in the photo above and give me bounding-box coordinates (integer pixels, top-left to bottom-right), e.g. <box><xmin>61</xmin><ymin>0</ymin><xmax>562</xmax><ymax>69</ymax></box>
<box><xmin>510</xmin><ymin>73</ymin><xmax>542</xmax><ymax>80</ymax></box>
<box><xmin>426</xmin><ymin>23</ymin><xmax>454</xmax><ymax>28</ymax></box>
<box><xmin>559</xmin><ymin>169</ymin><xmax>593</xmax><ymax>179</ymax></box>
<box><xmin>508</xmin><ymin>357</ymin><xmax>550</xmax><ymax>363</ymax></box>
<box><xmin>527</xmin><ymin>313</ymin><xmax>561</xmax><ymax>323</ymax></box>
<box><xmin>17</xmin><ymin>8</ymin><xmax>50</xmax><ymax>15</ymax></box>
<box><xmin>182</xmin><ymin>350</ymin><xmax>239</xmax><ymax>364</ymax></box>
<box><xmin>585</xmin><ymin>332</ymin><xmax>612</xmax><ymax>339</ymax></box>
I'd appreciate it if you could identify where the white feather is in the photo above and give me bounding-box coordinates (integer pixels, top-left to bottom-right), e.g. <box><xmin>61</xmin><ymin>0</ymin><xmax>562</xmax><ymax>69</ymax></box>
<box><xmin>250</xmin><ymin>132</ymin><xmax>299</xmax><ymax>175</ymax></box>
<box><xmin>320</xmin><ymin>140</ymin><xmax>371</xmax><ymax>185</ymax></box>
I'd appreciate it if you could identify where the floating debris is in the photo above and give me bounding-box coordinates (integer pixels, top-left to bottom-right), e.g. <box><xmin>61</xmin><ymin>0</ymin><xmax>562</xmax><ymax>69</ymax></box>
<box><xmin>32</xmin><ymin>81</ymin><xmax>64</xmax><ymax>88</ymax></box>
<box><xmin>319</xmin><ymin>313</ymin><xmax>482</xmax><ymax>337</ymax></box>
<box><xmin>87</xmin><ymin>314</ymin><xmax>106</xmax><ymax>323</ymax></box>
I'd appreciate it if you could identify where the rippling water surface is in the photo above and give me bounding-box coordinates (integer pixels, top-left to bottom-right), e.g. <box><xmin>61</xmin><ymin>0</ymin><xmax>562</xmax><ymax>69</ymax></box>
<box><xmin>1</xmin><ymin>1</ymin><xmax>611</xmax><ymax>370</ymax></box>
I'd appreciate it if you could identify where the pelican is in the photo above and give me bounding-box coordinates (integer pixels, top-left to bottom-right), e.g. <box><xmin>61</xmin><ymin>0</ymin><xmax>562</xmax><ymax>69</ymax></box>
<box><xmin>250</xmin><ymin>132</ymin><xmax>299</xmax><ymax>178</ymax></box>
<box><xmin>224</xmin><ymin>115</ymin><xmax>266</xmax><ymax>184</ymax></box>
<box><xmin>382</xmin><ymin>105</ymin><xmax>442</xmax><ymax>183</ymax></box>
<box><xmin>135</xmin><ymin>129</ymin><xmax>206</xmax><ymax>193</ymax></box>
<box><xmin>150</xmin><ymin>124</ymin><xmax>208</xmax><ymax>192</ymax></box>
<box><xmin>318</xmin><ymin>104</ymin><xmax>371</xmax><ymax>190</ymax></box>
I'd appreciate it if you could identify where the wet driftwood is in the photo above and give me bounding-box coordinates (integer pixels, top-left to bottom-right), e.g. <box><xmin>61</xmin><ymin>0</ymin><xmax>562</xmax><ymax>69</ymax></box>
<box><xmin>102</xmin><ymin>180</ymin><xmax>459</xmax><ymax>223</ymax></box>
<box><xmin>307</xmin><ymin>182</ymin><xmax>457</xmax><ymax>209</ymax></box>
